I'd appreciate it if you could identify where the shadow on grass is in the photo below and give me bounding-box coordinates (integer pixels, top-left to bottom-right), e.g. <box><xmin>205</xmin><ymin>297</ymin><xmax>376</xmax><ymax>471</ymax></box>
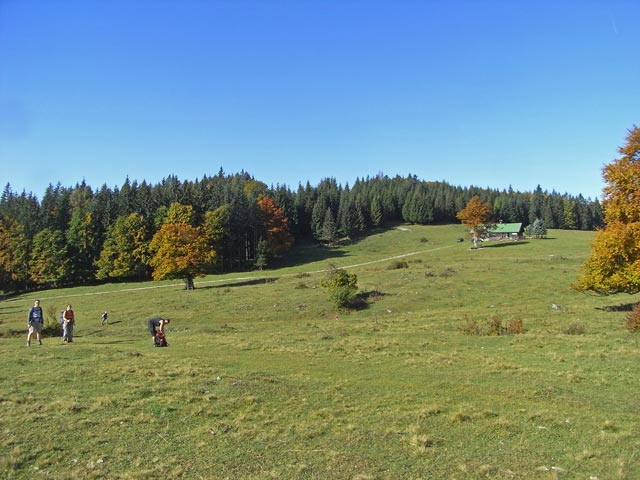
<box><xmin>1</xmin><ymin>329</ymin><xmax>28</xmax><ymax>338</ymax></box>
<box><xmin>269</xmin><ymin>241</ymin><xmax>349</xmax><ymax>270</ymax></box>
<box><xmin>91</xmin><ymin>340</ymin><xmax>136</xmax><ymax>345</ymax></box>
<box><xmin>75</xmin><ymin>330</ymin><xmax>105</xmax><ymax>337</ymax></box>
<box><xmin>348</xmin><ymin>290</ymin><xmax>387</xmax><ymax>311</ymax></box>
<box><xmin>0</xmin><ymin>304</ymin><xmax>24</xmax><ymax>315</ymax></box>
<box><xmin>198</xmin><ymin>278</ymin><xmax>279</xmax><ymax>290</ymax></box>
<box><xmin>596</xmin><ymin>302</ymin><xmax>638</xmax><ymax>312</ymax></box>
<box><xmin>481</xmin><ymin>241</ymin><xmax>530</xmax><ymax>248</ymax></box>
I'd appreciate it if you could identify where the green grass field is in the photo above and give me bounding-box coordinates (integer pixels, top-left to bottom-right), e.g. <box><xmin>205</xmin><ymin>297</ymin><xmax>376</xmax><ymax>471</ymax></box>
<box><xmin>1</xmin><ymin>225</ymin><xmax>639</xmax><ymax>479</ymax></box>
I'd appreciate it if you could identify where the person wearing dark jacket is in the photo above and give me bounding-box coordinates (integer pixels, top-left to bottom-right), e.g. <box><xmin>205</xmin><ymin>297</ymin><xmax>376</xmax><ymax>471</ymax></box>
<box><xmin>27</xmin><ymin>300</ymin><xmax>44</xmax><ymax>347</ymax></box>
<box><xmin>147</xmin><ymin>317</ymin><xmax>170</xmax><ymax>346</ymax></box>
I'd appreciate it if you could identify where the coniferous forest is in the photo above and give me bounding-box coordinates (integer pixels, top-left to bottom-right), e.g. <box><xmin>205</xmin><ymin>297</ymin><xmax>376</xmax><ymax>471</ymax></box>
<box><xmin>0</xmin><ymin>170</ymin><xmax>602</xmax><ymax>293</ymax></box>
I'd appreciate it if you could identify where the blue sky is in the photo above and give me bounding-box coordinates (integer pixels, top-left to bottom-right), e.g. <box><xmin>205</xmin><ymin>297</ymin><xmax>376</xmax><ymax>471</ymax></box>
<box><xmin>1</xmin><ymin>0</ymin><xmax>638</xmax><ymax>200</ymax></box>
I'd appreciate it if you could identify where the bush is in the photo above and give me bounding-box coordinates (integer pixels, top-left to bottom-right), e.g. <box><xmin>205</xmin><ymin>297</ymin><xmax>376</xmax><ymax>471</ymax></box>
<box><xmin>43</xmin><ymin>305</ymin><xmax>62</xmax><ymax>336</ymax></box>
<box><xmin>459</xmin><ymin>317</ymin><xmax>482</xmax><ymax>336</ymax></box>
<box><xmin>321</xmin><ymin>267</ymin><xmax>358</xmax><ymax>310</ymax></box>
<box><xmin>459</xmin><ymin>316</ymin><xmax>525</xmax><ymax>336</ymax></box>
<box><xmin>625</xmin><ymin>303</ymin><xmax>640</xmax><ymax>332</ymax></box>
<box><xmin>563</xmin><ymin>322</ymin><xmax>586</xmax><ymax>335</ymax></box>
<box><xmin>387</xmin><ymin>260</ymin><xmax>409</xmax><ymax>270</ymax></box>
<box><xmin>506</xmin><ymin>319</ymin><xmax>526</xmax><ymax>335</ymax></box>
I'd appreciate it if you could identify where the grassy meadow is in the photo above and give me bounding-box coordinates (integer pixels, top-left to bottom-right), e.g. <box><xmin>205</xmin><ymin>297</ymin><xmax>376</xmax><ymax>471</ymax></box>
<box><xmin>1</xmin><ymin>224</ymin><xmax>640</xmax><ymax>479</ymax></box>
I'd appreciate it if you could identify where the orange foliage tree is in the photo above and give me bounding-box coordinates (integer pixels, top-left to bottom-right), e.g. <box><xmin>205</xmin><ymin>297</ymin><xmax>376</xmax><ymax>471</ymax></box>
<box><xmin>256</xmin><ymin>196</ymin><xmax>294</xmax><ymax>256</ymax></box>
<box><xmin>456</xmin><ymin>196</ymin><xmax>493</xmax><ymax>247</ymax></box>
<box><xmin>149</xmin><ymin>223</ymin><xmax>216</xmax><ymax>289</ymax></box>
<box><xmin>576</xmin><ymin>126</ymin><xmax>640</xmax><ymax>293</ymax></box>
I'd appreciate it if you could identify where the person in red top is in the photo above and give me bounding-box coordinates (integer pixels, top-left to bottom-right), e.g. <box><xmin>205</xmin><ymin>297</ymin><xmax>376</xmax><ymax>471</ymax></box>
<box><xmin>63</xmin><ymin>304</ymin><xmax>75</xmax><ymax>343</ymax></box>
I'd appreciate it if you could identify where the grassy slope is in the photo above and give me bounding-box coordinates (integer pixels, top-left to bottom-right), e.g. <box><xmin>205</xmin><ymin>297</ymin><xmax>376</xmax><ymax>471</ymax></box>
<box><xmin>1</xmin><ymin>225</ymin><xmax>639</xmax><ymax>479</ymax></box>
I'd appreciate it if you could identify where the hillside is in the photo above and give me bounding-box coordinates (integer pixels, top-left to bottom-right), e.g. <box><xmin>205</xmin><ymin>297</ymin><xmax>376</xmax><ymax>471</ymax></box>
<box><xmin>1</xmin><ymin>225</ymin><xmax>639</xmax><ymax>479</ymax></box>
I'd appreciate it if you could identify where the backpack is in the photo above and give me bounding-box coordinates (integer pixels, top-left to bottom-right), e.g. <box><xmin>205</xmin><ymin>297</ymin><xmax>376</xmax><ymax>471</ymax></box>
<box><xmin>154</xmin><ymin>332</ymin><xmax>168</xmax><ymax>347</ymax></box>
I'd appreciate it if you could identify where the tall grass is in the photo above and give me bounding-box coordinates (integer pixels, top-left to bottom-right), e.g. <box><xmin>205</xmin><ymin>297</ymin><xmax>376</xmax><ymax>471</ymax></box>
<box><xmin>1</xmin><ymin>225</ymin><xmax>639</xmax><ymax>479</ymax></box>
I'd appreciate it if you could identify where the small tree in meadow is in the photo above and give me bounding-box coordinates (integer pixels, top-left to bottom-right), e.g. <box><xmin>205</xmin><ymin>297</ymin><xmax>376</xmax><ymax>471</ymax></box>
<box><xmin>524</xmin><ymin>218</ymin><xmax>547</xmax><ymax>239</ymax></box>
<box><xmin>456</xmin><ymin>196</ymin><xmax>494</xmax><ymax>248</ymax></box>
<box><xmin>321</xmin><ymin>266</ymin><xmax>358</xmax><ymax>309</ymax></box>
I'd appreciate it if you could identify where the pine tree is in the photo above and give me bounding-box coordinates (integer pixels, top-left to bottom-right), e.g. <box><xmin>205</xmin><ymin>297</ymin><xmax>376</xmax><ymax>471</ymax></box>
<box><xmin>320</xmin><ymin>208</ymin><xmax>337</xmax><ymax>244</ymax></box>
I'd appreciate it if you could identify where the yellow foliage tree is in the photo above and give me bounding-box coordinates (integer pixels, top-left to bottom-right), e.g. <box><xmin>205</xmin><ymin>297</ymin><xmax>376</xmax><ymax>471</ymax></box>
<box><xmin>456</xmin><ymin>196</ymin><xmax>493</xmax><ymax>248</ymax></box>
<box><xmin>149</xmin><ymin>223</ymin><xmax>215</xmax><ymax>289</ymax></box>
<box><xmin>577</xmin><ymin>126</ymin><xmax>640</xmax><ymax>293</ymax></box>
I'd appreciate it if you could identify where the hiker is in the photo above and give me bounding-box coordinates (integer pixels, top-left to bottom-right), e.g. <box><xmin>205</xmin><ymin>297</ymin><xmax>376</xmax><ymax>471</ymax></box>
<box><xmin>147</xmin><ymin>317</ymin><xmax>170</xmax><ymax>346</ymax></box>
<box><xmin>101</xmin><ymin>311</ymin><xmax>108</xmax><ymax>325</ymax></box>
<box><xmin>27</xmin><ymin>299</ymin><xmax>44</xmax><ymax>347</ymax></box>
<box><xmin>62</xmin><ymin>304</ymin><xmax>75</xmax><ymax>343</ymax></box>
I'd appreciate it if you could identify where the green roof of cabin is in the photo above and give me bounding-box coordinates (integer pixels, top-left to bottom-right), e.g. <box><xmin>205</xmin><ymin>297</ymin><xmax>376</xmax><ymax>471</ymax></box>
<box><xmin>488</xmin><ymin>223</ymin><xmax>523</xmax><ymax>233</ymax></box>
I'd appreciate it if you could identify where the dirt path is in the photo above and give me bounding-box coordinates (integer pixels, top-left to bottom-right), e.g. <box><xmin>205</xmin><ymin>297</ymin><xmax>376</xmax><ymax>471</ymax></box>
<box><xmin>18</xmin><ymin>244</ymin><xmax>456</xmax><ymax>302</ymax></box>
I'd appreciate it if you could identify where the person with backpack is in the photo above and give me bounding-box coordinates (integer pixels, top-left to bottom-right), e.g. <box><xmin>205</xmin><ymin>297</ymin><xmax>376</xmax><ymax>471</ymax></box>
<box><xmin>147</xmin><ymin>317</ymin><xmax>170</xmax><ymax>346</ymax></box>
<box><xmin>27</xmin><ymin>299</ymin><xmax>44</xmax><ymax>347</ymax></box>
<box><xmin>62</xmin><ymin>304</ymin><xmax>75</xmax><ymax>343</ymax></box>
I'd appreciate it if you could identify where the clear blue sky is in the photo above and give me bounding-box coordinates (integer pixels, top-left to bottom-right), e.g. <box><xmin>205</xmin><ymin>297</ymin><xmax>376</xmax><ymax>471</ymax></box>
<box><xmin>1</xmin><ymin>0</ymin><xmax>638</xmax><ymax>200</ymax></box>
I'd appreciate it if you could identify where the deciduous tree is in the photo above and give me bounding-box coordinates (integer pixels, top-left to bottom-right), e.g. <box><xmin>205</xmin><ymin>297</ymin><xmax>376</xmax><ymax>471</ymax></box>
<box><xmin>203</xmin><ymin>204</ymin><xmax>231</xmax><ymax>272</ymax></box>
<box><xmin>30</xmin><ymin>228</ymin><xmax>69</xmax><ymax>287</ymax></box>
<box><xmin>95</xmin><ymin>213</ymin><xmax>151</xmax><ymax>280</ymax></box>
<box><xmin>256</xmin><ymin>195</ymin><xmax>294</xmax><ymax>257</ymax></box>
<box><xmin>577</xmin><ymin>126</ymin><xmax>640</xmax><ymax>293</ymax></box>
<box><xmin>0</xmin><ymin>217</ymin><xmax>30</xmax><ymax>292</ymax></box>
<box><xmin>456</xmin><ymin>196</ymin><xmax>493</xmax><ymax>248</ymax></box>
<box><xmin>149</xmin><ymin>223</ymin><xmax>215</xmax><ymax>289</ymax></box>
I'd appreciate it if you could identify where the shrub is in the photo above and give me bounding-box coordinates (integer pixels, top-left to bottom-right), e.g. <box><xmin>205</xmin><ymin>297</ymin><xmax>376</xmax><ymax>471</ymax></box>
<box><xmin>563</xmin><ymin>322</ymin><xmax>586</xmax><ymax>335</ymax></box>
<box><xmin>43</xmin><ymin>305</ymin><xmax>62</xmax><ymax>336</ymax></box>
<box><xmin>625</xmin><ymin>303</ymin><xmax>640</xmax><ymax>332</ymax></box>
<box><xmin>387</xmin><ymin>260</ymin><xmax>409</xmax><ymax>270</ymax></box>
<box><xmin>419</xmin><ymin>237</ymin><xmax>428</xmax><ymax>243</ymax></box>
<box><xmin>44</xmin><ymin>318</ymin><xmax>62</xmax><ymax>337</ymax></box>
<box><xmin>321</xmin><ymin>267</ymin><xmax>359</xmax><ymax>310</ymax></box>
<box><xmin>439</xmin><ymin>268</ymin><xmax>456</xmax><ymax>277</ymax></box>
<box><xmin>487</xmin><ymin>316</ymin><xmax>505</xmax><ymax>336</ymax></box>
<box><xmin>506</xmin><ymin>319</ymin><xmax>526</xmax><ymax>335</ymax></box>
<box><xmin>460</xmin><ymin>316</ymin><xmax>525</xmax><ymax>336</ymax></box>
<box><xmin>459</xmin><ymin>317</ymin><xmax>482</xmax><ymax>336</ymax></box>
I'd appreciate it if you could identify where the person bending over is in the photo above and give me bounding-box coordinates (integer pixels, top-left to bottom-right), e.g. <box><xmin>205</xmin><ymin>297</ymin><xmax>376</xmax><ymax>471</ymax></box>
<box><xmin>147</xmin><ymin>317</ymin><xmax>170</xmax><ymax>346</ymax></box>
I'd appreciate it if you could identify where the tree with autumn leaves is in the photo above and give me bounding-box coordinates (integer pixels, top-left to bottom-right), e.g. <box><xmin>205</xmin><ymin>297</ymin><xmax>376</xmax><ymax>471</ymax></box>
<box><xmin>149</xmin><ymin>203</ymin><xmax>216</xmax><ymax>289</ymax></box>
<box><xmin>257</xmin><ymin>196</ymin><xmax>294</xmax><ymax>256</ymax></box>
<box><xmin>576</xmin><ymin>126</ymin><xmax>640</xmax><ymax>294</ymax></box>
<box><xmin>145</xmin><ymin>197</ymin><xmax>294</xmax><ymax>288</ymax></box>
<box><xmin>456</xmin><ymin>196</ymin><xmax>494</xmax><ymax>248</ymax></box>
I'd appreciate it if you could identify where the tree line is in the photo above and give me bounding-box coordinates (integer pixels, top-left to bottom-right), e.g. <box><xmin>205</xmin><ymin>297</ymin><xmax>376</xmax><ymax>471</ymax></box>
<box><xmin>0</xmin><ymin>169</ymin><xmax>602</xmax><ymax>293</ymax></box>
